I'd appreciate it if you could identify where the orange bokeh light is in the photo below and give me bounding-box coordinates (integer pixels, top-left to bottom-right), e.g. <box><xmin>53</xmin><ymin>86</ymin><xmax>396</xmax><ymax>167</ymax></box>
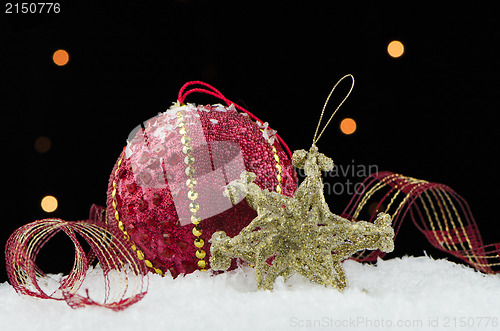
<box><xmin>387</xmin><ymin>40</ymin><xmax>404</xmax><ymax>58</ymax></box>
<box><xmin>41</xmin><ymin>195</ymin><xmax>58</xmax><ymax>213</ymax></box>
<box><xmin>340</xmin><ymin>118</ymin><xmax>357</xmax><ymax>135</ymax></box>
<box><xmin>53</xmin><ymin>49</ymin><xmax>69</xmax><ymax>66</ymax></box>
<box><xmin>34</xmin><ymin>136</ymin><xmax>51</xmax><ymax>153</ymax></box>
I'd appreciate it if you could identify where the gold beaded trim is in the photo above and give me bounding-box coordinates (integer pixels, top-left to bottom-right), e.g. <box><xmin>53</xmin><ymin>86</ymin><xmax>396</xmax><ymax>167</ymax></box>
<box><xmin>271</xmin><ymin>144</ymin><xmax>283</xmax><ymax>193</ymax></box>
<box><xmin>258</xmin><ymin>125</ymin><xmax>283</xmax><ymax>194</ymax></box>
<box><xmin>176</xmin><ymin>108</ymin><xmax>207</xmax><ymax>271</ymax></box>
<box><xmin>111</xmin><ymin>154</ymin><xmax>164</xmax><ymax>276</ymax></box>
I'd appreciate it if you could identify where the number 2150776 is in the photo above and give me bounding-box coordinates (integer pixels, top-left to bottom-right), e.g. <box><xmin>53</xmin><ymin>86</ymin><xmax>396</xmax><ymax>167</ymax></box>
<box><xmin>5</xmin><ymin>3</ymin><xmax>61</xmax><ymax>14</ymax></box>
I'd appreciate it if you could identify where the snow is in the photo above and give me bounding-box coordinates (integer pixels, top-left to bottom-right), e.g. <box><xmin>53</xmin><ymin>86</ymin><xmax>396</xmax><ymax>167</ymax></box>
<box><xmin>1</xmin><ymin>256</ymin><xmax>500</xmax><ymax>331</ymax></box>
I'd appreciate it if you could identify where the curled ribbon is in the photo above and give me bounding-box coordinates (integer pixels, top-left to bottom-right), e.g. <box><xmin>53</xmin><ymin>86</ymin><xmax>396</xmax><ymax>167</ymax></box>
<box><xmin>5</xmin><ymin>205</ymin><xmax>148</xmax><ymax>311</ymax></box>
<box><xmin>342</xmin><ymin>171</ymin><xmax>500</xmax><ymax>273</ymax></box>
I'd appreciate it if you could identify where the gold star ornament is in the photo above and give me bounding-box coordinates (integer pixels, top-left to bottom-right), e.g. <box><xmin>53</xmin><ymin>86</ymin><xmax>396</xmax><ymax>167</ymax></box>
<box><xmin>209</xmin><ymin>75</ymin><xmax>395</xmax><ymax>290</ymax></box>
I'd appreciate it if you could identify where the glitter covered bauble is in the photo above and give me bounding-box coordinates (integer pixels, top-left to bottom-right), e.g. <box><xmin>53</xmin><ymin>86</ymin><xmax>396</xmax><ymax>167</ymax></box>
<box><xmin>106</xmin><ymin>102</ymin><xmax>297</xmax><ymax>277</ymax></box>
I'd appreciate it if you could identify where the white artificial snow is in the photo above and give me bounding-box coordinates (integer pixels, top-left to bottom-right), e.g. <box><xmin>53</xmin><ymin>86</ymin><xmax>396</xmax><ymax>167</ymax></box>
<box><xmin>257</xmin><ymin>121</ymin><xmax>277</xmax><ymax>145</ymax></box>
<box><xmin>1</xmin><ymin>256</ymin><xmax>500</xmax><ymax>331</ymax></box>
<box><xmin>213</xmin><ymin>104</ymin><xmax>228</xmax><ymax>112</ymax></box>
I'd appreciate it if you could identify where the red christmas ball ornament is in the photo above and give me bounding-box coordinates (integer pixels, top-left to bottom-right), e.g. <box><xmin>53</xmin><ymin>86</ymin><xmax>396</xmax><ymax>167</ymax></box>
<box><xmin>106</xmin><ymin>82</ymin><xmax>297</xmax><ymax>277</ymax></box>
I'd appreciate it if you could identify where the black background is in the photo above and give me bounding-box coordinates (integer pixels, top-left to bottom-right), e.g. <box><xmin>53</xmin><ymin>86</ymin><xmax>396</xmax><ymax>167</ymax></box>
<box><xmin>1</xmin><ymin>1</ymin><xmax>499</xmax><ymax>283</ymax></box>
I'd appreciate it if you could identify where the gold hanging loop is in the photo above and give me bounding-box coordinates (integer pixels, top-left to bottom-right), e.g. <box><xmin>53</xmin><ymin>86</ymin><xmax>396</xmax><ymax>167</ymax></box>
<box><xmin>312</xmin><ymin>74</ymin><xmax>355</xmax><ymax>145</ymax></box>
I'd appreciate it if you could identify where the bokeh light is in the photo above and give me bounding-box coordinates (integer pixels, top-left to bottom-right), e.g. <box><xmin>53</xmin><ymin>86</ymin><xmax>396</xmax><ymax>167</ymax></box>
<box><xmin>34</xmin><ymin>136</ymin><xmax>51</xmax><ymax>153</ymax></box>
<box><xmin>368</xmin><ymin>201</ymin><xmax>385</xmax><ymax>217</ymax></box>
<box><xmin>387</xmin><ymin>40</ymin><xmax>404</xmax><ymax>58</ymax></box>
<box><xmin>340</xmin><ymin>118</ymin><xmax>357</xmax><ymax>135</ymax></box>
<box><xmin>53</xmin><ymin>49</ymin><xmax>69</xmax><ymax>66</ymax></box>
<box><xmin>41</xmin><ymin>195</ymin><xmax>58</xmax><ymax>212</ymax></box>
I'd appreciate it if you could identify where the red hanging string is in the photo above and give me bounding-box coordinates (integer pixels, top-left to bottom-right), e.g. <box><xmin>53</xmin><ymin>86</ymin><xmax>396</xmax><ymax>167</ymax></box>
<box><xmin>177</xmin><ymin>81</ymin><xmax>293</xmax><ymax>159</ymax></box>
